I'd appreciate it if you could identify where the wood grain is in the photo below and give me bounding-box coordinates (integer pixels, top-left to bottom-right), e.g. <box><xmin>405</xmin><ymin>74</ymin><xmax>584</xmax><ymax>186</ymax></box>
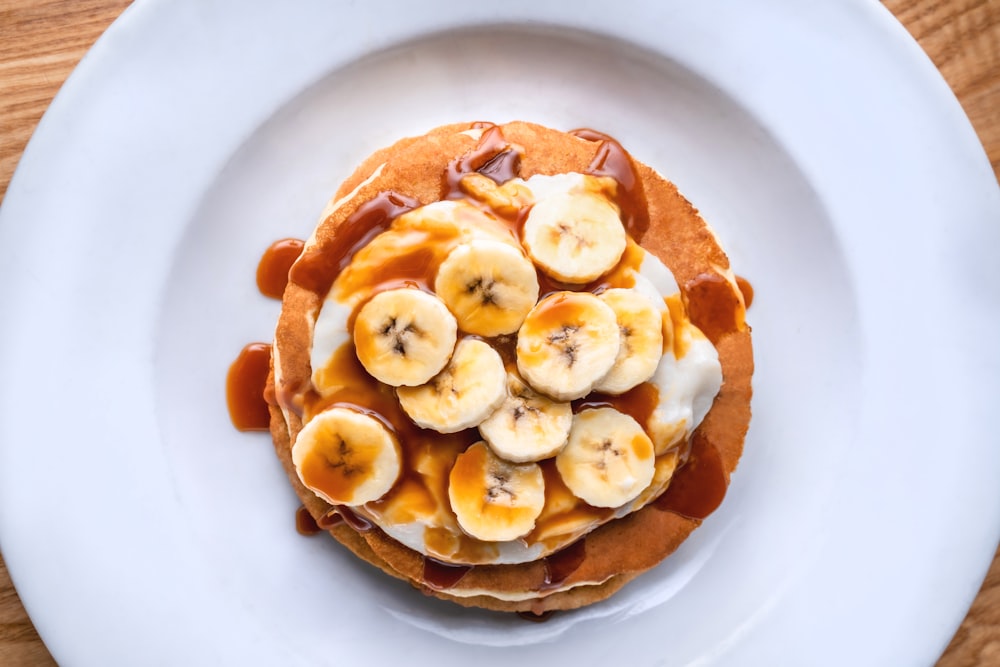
<box><xmin>882</xmin><ymin>0</ymin><xmax>1000</xmax><ymax>659</ymax></box>
<box><xmin>0</xmin><ymin>0</ymin><xmax>134</xmax><ymax>202</ymax></box>
<box><xmin>0</xmin><ymin>0</ymin><xmax>997</xmax><ymax>664</ymax></box>
<box><xmin>885</xmin><ymin>0</ymin><xmax>1000</xmax><ymax>179</ymax></box>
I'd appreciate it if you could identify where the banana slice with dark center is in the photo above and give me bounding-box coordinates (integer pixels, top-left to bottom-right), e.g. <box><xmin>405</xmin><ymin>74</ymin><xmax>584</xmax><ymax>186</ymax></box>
<box><xmin>515</xmin><ymin>291</ymin><xmax>621</xmax><ymax>401</ymax></box>
<box><xmin>292</xmin><ymin>407</ymin><xmax>403</xmax><ymax>506</ymax></box>
<box><xmin>352</xmin><ymin>287</ymin><xmax>458</xmax><ymax>387</ymax></box>
<box><xmin>521</xmin><ymin>190</ymin><xmax>626</xmax><ymax>284</ymax></box>
<box><xmin>555</xmin><ymin>407</ymin><xmax>655</xmax><ymax>508</ymax></box>
<box><xmin>479</xmin><ymin>372</ymin><xmax>573</xmax><ymax>463</ymax></box>
<box><xmin>397</xmin><ymin>338</ymin><xmax>507</xmax><ymax>433</ymax></box>
<box><xmin>434</xmin><ymin>239</ymin><xmax>539</xmax><ymax>337</ymax></box>
<box><xmin>448</xmin><ymin>441</ymin><xmax>546</xmax><ymax>542</ymax></box>
<box><xmin>594</xmin><ymin>288</ymin><xmax>665</xmax><ymax>395</ymax></box>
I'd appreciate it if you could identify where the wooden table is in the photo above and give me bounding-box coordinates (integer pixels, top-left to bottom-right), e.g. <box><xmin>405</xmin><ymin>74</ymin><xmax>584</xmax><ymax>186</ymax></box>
<box><xmin>1</xmin><ymin>1</ymin><xmax>998</xmax><ymax>664</ymax></box>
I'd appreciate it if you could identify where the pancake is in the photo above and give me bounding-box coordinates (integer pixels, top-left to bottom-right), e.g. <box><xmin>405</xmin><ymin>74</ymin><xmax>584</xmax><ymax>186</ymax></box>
<box><xmin>266</xmin><ymin>121</ymin><xmax>753</xmax><ymax>613</ymax></box>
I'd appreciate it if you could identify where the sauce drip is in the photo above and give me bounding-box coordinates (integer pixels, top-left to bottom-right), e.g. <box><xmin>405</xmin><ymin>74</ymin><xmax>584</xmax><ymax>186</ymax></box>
<box><xmin>478</xmin><ymin>149</ymin><xmax>522</xmax><ymax>184</ymax></box>
<box><xmin>484</xmin><ymin>334</ymin><xmax>518</xmax><ymax>368</ymax></box>
<box><xmin>653</xmin><ymin>431</ymin><xmax>728</xmax><ymax>520</ymax></box>
<box><xmin>583</xmin><ymin>239</ymin><xmax>644</xmax><ymax>294</ymax></box>
<box><xmin>683</xmin><ymin>272</ymin><xmax>745</xmax><ymax>344</ymax></box>
<box><xmin>542</xmin><ymin>538</ymin><xmax>587</xmax><ymax>590</ymax></box>
<box><xmin>531</xmin><ymin>239</ymin><xmax>643</xmax><ymax>300</ymax></box>
<box><xmin>571</xmin><ymin>128</ymin><xmax>650</xmax><ymax>242</ymax></box>
<box><xmin>257</xmin><ymin>238</ymin><xmax>305</xmax><ymax>299</ymax></box>
<box><xmin>573</xmin><ymin>382</ymin><xmax>660</xmax><ymax>429</ymax></box>
<box><xmin>444</xmin><ymin>124</ymin><xmax>521</xmax><ymax>198</ymax></box>
<box><xmin>288</xmin><ymin>190</ymin><xmax>420</xmax><ymax>297</ymax></box>
<box><xmin>736</xmin><ymin>275</ymin><xmax>754</xmax><ymax>309</ymax></box>
<box><xmin>517</xmin><ymin>610</ymin><xmax>557</xmax><ymax>622</ymax></box>
<box><xmin>226</xmin><ymin>342</ymin><xmax>272</xmax><ymax>431</ymax></box>
<box><xmin>316</xmin><ymin>508</ymin><xmax>345</xmax><ymax>530</ymax></box>
<box><xmin>317</xmin><ymin>505</ymin><xmax>372</xmax><ymax>532</ymax></box>
<box><xmin>295</xmin><ymin>505</ymin><xmax>321</xmax><ymax>536</ymax></box>
<box><xmin>309</xmin><ymin>343</ymin><xmax>413</xmax><ymax>427</ymax></box>
<box><xmin>367</xmin><ymin>245</ymin><xmax>438</xmax><ymax>294</ymax></box>
<box><xmin>422</xmin><ymin>558</ymin><xmax>472</xmax><ymax>590</ymax></box>
<box><xmin>528</xmin><ymin>461</ymin><xmax>613</xmax><ymax>545</ymax></box>
<box><xmin>534</xmin><ymin>271</ymin><xmax>586</xmax><ymax>300</ymax></box>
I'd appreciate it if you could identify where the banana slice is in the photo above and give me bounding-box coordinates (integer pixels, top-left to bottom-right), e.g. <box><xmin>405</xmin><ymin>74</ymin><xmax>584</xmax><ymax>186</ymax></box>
<box><xmin>593</xmin><ymin>288</ymin><xmax>665</xmax><ymax>395</ymax></box>
<box><xmin>521</xmin><ymin>190</ymin><xmax>626</xmax><ymax>283</ymax></box>
<box><xmin>479</xmin><ymin>372</ymin><xmax>573</xmax><ymax>463</ymax></box>
<box><xmin>516</xmin><ymin>291</ymin><xmax>621</xmax><ymax>401</ymax></box>
<box><xmin>397</xmin><ymin>338</ymin><xmax>507</xmax><ymax>433</ymax></box>
<box><xmin>292</xmin><ymin>407</ymin><xmax>402</xmax><ymax>506</ymax></box>
<box><xmin>353</xmin><ymin>288</ymin><xmax>458</xmax><ymax>387</ymax></box>
<box><xmin>555</xmin><ymin>407</ymin><xmax>656</xmax><ymax>508</ymax></box>
<box><xmin>434</xmin><ymin>239</ymin><xmax>540</xmax><ymax>337</ymax></box>
<box><xmin>448</xmin><ymin>441</ymin><xmax>546</xmax><ymax>542</ymax></box>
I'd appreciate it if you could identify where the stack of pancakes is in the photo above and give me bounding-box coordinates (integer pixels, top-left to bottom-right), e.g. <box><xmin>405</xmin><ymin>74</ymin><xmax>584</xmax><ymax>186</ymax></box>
<box><xmin>266</xmin><ymin>121</ymin><xmax>753</xmax><ymax>613</ymax></box>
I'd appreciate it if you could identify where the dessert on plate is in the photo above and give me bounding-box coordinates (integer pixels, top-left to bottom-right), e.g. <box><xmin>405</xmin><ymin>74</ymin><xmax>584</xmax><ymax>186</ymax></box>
<box><xmin>261</xmin><ymin>120</ymin><xmax>753</xmax><ymax>613</ymax></box>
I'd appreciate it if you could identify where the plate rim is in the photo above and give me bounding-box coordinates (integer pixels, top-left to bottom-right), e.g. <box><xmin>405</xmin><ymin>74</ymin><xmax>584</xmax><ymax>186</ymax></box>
<box><xmin>1</xmin><ymin>0</ymin><xmax>998</xmax><ymax>664</ymax></box>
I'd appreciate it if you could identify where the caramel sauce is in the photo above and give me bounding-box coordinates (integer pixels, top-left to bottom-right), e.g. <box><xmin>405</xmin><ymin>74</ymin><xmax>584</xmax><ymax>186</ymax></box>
<box><xmin>295</xmin><ymin>505</ymin><xmax>321</xmax><ymax>536</ymax></box>
<box><xmin>444</xmin><ymin>124</ymin><xmax>521</xmax><ymax>197</ymax></box>
<box><xmin>257</xmin><ymin>238</ymin><xmax>305</xmax><ymax>299</ymax></box>
<box><xmin>736</xmin><ymin>275</ymin><xmax>754</xmax><ymax>308</ymax></box>
<box><xmin>307</xmin><ymin>343</ymin><xmax>401</xmax><ymax>423</ymax></box>
<box><xmin>683</xmin><ymin>272</ymin><xmax>745</xmax><ymax>344</ymax></box>
<box><xmin>422</xmin><ymin>557</ymin><xmax>472</xmax><ymax>590</ymax></box>
<box><xmin>397</xmin><ymin>429</ymin><xmax>480</xmax><ymax>515</ymax></box>
<box><xmin>528</xmin><ymin>460</ymin><xmax>611</xmax><ymax>545</ymax></box>
<box><xmin>227</xmin><ymin>238</ymin><xmax>302</xmax><ymax>432</ymax></box>
<box><xmin>311</xmin><ymin>343</ymin><xmax>494</xmax><ymax>560</ymax></box>
<box><xmin>275</xmin><ymin>377</ymin><xmax>307</xmax><ymax>419</ymax></box>
<box><xmin>653</xmin><ymin>431</ymin><xmax>728</xmax><ymax>520</ymax></box>
<box><xmin>367</xmin><ymin>245</ymin><xmax>437</xmax><ymax>294</ymax></box>
<box><xmin>316</xmin><ymin>507</ymin><xmax>345</xmax><ymax>530</ymax></box>
<box><xmin>332</xmin><ymin>221</ymin><xmax>466</xmax><ymax>326</ymax></box>
<box><xmin>288</xmin><ymin>190</ymin><xmax>420</xmax><ymax>297</ymax></box>
<box><xmin>485</xmin><ymin>333</ymin><xmax>518</xmax><ymax>368</ymax></box>
<box><xmin>542</xmin><ymin>538</ymin><xmax>587</xmax><ymax>590</ymax></box>
<box><xmin>532</xmin><ymin>237</ymin><xmax>644</xmax><ymax>302</ymax></box>
<box><xmin>663</xmin><ymin>294</ymin><xmax>690</xmax><ymax>359</ymax></box>
<box><xmin>573</xmin><ymin>382</ymin><xmax>660</xmax><ymax>429</ymax></box>
<box><xmin>571</xmin><ymin>128</ymin><xmax>650</xmax><ymax>242</ymax></box>
<box><xmin>520</xmin><ymin>291</ymin><xmax>587</xmax><ymax>333</ymax></box>
<box><xmin>339</xmin><ymin>506</ymin><xmax>374</xmax><ymax>532</ymax></box>
<box><xmin>309</xmin><ymin>347</ymin><xmax>479</xmax><ymax>498</ymax></box>
<box><xmin>584</xmin><ymin>238</ymin><xmax>644</xmax><ymax>294</ymax></box>
<box><xmin>226</xmin><ymin>342</ymin><xmax>272</xmax><ymax>431</ymax></box>
<box><xmin>378</xmin><ymin>477</ymin><xmax>439</xmax><ymax>525</ymax></box>
<box><xmin>423</xmin><ymin>525</ymin><xmax>462</xmax><ymax>558</ymax></box>
<box><xmin>477</xmin><ymin>149</ymin><xmax>522</xmax><ymax>184</ymax></box>
<box><xmin>518</xmin><ymin>609</ymin><xmax>557</xmax><ymax>622</ymax></box>
<box><xmin>534</xmin><ymin>271</ymin><xmax>585</xmax><ymax>301</ymax></box>
<box><xmin>317</xmin><ymin>505</ymin><xmax>371</xmax><ymax>532</ymax></box>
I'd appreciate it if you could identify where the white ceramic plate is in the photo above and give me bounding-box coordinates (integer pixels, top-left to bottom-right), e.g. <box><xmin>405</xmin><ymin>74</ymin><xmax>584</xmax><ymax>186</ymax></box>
<box><xmin>2</xmin><ymin>0</ymin><xmax>998</xmax><ymax>664</ymax></box>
